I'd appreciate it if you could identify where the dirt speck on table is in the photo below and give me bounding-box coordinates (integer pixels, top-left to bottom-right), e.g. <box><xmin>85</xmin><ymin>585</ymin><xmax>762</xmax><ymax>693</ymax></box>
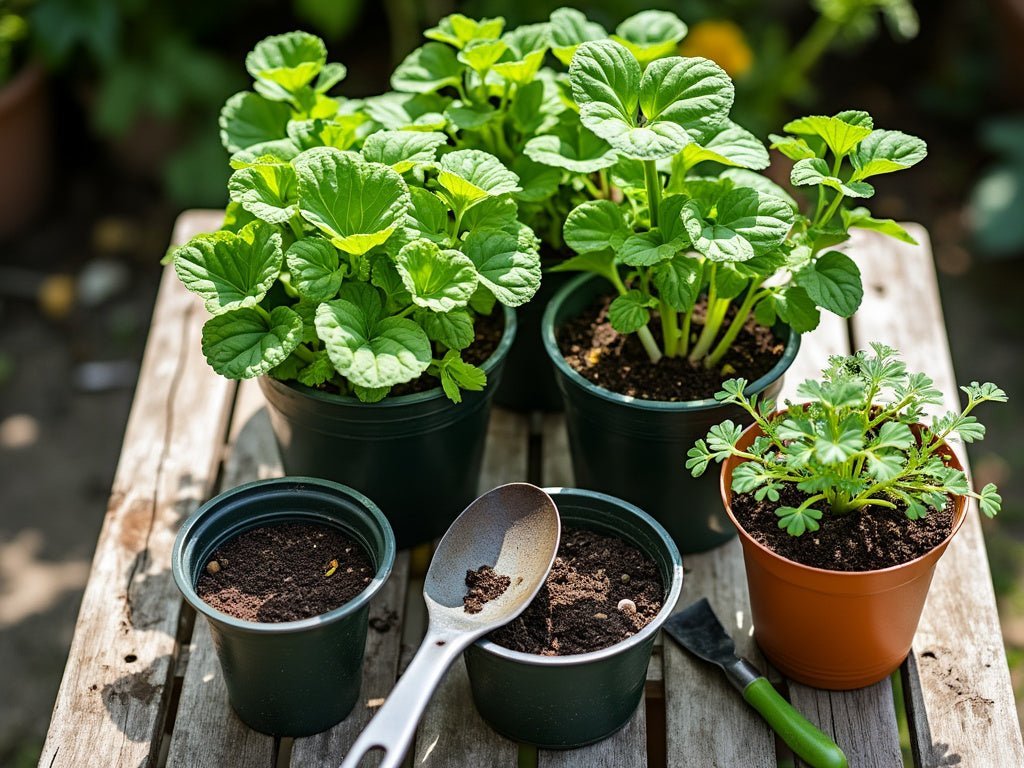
<box><xmin>463</xmin><ymin>565</ymin><xmax>512</xmax><ymax>614</ymax></box>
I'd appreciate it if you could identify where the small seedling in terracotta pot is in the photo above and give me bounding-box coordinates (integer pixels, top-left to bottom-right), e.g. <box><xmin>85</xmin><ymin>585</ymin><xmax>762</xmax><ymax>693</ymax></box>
<box><xmin>687</xmin><ymin>344</ymin><xmax>1006</xmax><ymax>688</ymax></box>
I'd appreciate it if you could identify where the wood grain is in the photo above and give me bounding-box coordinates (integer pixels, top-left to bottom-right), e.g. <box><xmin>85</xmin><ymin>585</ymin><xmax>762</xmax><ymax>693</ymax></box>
<box><xmin>39</xmin><ymin>210</ymin><xmax>233</xmax><ymax>768</ymax></box>
<box><xmin>850</xmin><ymin>226</ymin><xmax>1024</xmax><ymax>768</ymax></box>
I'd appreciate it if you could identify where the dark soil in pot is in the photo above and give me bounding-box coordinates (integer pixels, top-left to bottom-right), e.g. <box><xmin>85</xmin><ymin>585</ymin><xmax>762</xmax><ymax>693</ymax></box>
<box><xmin>732</xmin><ymin>485</ymin><xmax>956</xmax><ymax>572</ymax></box>
<box><xmin>558</xmin><ymin>294</ymin><xmax>785</xmax><ymax>401</ymax></box>
<box><xmin>196</xmin><ymin>521</ymin><xmax>373</xmax><ymax>622</ymax></box>
<box><xmin>489</xmin><ymin>527</ymin><xmax>664</xmax><ymax>656</ymax></box>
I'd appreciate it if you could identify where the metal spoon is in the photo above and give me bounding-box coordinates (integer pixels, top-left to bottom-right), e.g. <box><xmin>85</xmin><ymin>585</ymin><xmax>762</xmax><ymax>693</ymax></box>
<box><xmin>339</xmin><ymin>482</ymin><xmax>561</xmax><ymax>768</ymax></box>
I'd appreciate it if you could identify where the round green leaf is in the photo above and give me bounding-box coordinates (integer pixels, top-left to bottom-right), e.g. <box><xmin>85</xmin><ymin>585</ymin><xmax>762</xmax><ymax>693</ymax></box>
<box><xmin>639</xmin><ymin>56</ymin><xmax>732</xmax><ymax>137</ymax></box>
<box><xmin>228</xmin><ymin>162</ymin><xmax>297</xmax><ymax>224</ymax></box>
<box><xmin>524</xmin><ymin>119</ymin><xmax>618</xmax><ymax>173</ymax></box>
<box><xmin>563</xmin><ymin>199</ymin><xmax>629</xmax><ymax>254</ymax></box>
<box><xmin>682</xmin><ymin>120</ymin><xmax>768</xmax><ymax>170</ymax></box>
<box><xmin>511</xmin><ymin>156</ymin><xmax>561</xmax><ymax>203</ymax></box>
<box><xmin>851</xmin><ymin>130</ymin><xmax>927</xmax><ymax>179</ymax></box>
<box><xmin>436</xmin><ymin>149</ymin><xmax>520</xmax><ymax>209</ymax></box>
<box><xmin>682</xmin><ymin>188</ymin><xmax>794</xmax><ymax>262</ymax></box>
<box><xmin>462</xmin><ymin>229</ymin><xmax>541</xmax><ymax>307</ymax></box>
<box><xmin>294</xmin><ymin>147</ymin><xmax>411</xmax><ymax>255</ymax></box>
<box><xmin>550</xmin><ymin>7</ymin><xmax>606</xmax><ymax>66</ymax></box>
<box><xmin>361</xmin><ymin>130</ymin><xmax>448</xmax><ymax>173</ymax></box>
<box><xmin>425</xmin><ymin>13</ymin><xmax>504</xmax><ymax>49</ymax></box>
<box><xmin>285</xmin><ymin>238</ymin><xmax>343</xmax><ymax>302</ymax></box>
<box><xmin>362</xmin><ymin>92</ymin><xmax>449</xmax><ymax>131</ymax></box>
<box><xmin>219</xmin><ymin>92</ymin><xmax>292</xmax><ymax>153</ymax></box>
<box><xmin>791</xmin><ymin>158</ymin><xmax>874</xmax><ymax>199</ymax></box>
<box><xmin>287</xmin><ymin>115</ymin><xmax>366</xmax><ymax>152</ymax></box>
<box><xmin>201</xmin><ymin>306</ymin><xmax>303</xmax><ymax>379</ymax></box>
<box><xmin>457</xmin><ymin>39</ymin><xmax>509</xmax><ymax>72</ymax></box>
<box><xmin>395</xmin><ymin>239</ymin><xmax>479</xmax><ymax>312</ymax></box>
<box><xmin>174</xmin><ymin>222</ymin><xmax>283</xmax><ymax>314</ymax></box>
<box><xmin>570</xmin><ymin>40</ymin><xmax>642</xmax><ymax>147</ymax></box>
<box><xmin>797</xmin><ymin>250</ymin><xmax>863</xmax><ymax>318</ymax></box>
<box><xmin>391</xmin><ymin>43</ymin><xmax>465</xmax><ymax>94</ymax></box>
<box><xmin>417</xmin><ymin>308</ymin><xmax>475</xmax><ymax>350</ymax></box>
<box><xmin>316</xmin><ymin>298</ymin><xmax>432</xmax><ymax>388</ymax></box>
<box><xmin>652</xmin><ymin>254</ymin><xmax>703</xmax><ymax>311</ymax></box>
<box><xmin>608</xmin><ymin>290</ymin><xmax>653</xmax><ymax>334</ymax></box>
<box><xmin>230</xmin><ymin>139</ymin><xmax>301</xmax><ymax>169</ymax></box>
<box><xmin>612</xmin><ymin>10</ymin><xmax>688</xmax><ymax>66</ymax></box>
<box><xmin>618</xmin><ymin>231</ymin><xmax>680</xmax><ymax>267</ymax></box>
<box><xmin>782</xmin><ymin>115</ymin><xmax>873</xmax><ymax>158</ymax></box>
<box><xmin>246</xmin><ymin>31</ymin><xmax>326</xmax><ymax>93</ymax></box>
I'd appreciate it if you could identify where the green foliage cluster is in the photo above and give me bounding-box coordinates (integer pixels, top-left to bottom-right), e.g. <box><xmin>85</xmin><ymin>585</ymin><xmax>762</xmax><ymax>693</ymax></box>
<box><xmin>687</xmin><ymin>344</ymin><xmax>1006</xmax><ymax>536</ymax></box>
<box><xmin>173</xmin><ymin>32</ymin><xmax>541</xmax><ymax>403</ymax></box>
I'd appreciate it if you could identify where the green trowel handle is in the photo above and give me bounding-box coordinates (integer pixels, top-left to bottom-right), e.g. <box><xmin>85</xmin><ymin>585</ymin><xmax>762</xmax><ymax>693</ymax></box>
<box><xmin>743</xmin><ymin>677</ymin><xmax>849</xmax><ymax>768</ymax></box>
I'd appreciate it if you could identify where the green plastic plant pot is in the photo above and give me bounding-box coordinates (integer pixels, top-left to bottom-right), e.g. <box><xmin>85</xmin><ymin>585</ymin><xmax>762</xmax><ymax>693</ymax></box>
<box><xmin>172</xmin><ymin>477</ymin><xmax>396</xmax><ymax>736</ymax></box>
<box><xmin>542</xmin><ymin>273</ymin><xmax>800</xmax><ymax>554</ymax></box>
<box><xmin>258</xmin><ymin>306</ymin><xmax>515</xmax><ymax>549</ymax></box>
<box><xmin>493</xmin><ymin>263</ymin><xmax>573</xmax><ymax>413</ymax></box>
<box><xmin>464</xmin><ymin>487</ymin><xmax>683</xmax><ymax>749</ymax></box>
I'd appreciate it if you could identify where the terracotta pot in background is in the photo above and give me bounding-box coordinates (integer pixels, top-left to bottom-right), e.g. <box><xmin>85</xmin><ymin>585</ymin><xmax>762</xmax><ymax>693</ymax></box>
<box><xmin>0</xmin><ymin>63</ymin><xmax>50</xmax><ymax>238</ymax></box>
<box><xmin>721</xmin><ymin>419</ymin><xmax>968</xmax><ymax>690</ymax></box>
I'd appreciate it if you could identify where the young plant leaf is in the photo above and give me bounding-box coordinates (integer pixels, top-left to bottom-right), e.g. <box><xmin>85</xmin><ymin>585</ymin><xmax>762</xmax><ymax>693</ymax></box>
<box><xmin>773</xmin><ymin>285</ymin><xmax>820</xmax><ymax>332</ymax></box>
<box><xmin>395</xmin><ymin>239</ymin><xmax>479</xmax><ymax>312</ymax></box>
<box><xmin>288</xmin><ymin>115</ymin><xmax>366</xmax><ymax>151</ymax></box>
<box><xmin>457</xmin><ymin>39</ymin><xmax>508</xmax><ymax>72</ymax></box>
<box><xmin>297</xmin><ymin>350</ymin><xmax>336</xmax><ymax>387</ymax></box>
<box><xmin>851</xmin><ymin>130</ymin><xmax>927</xmax><ymax>180</ymax></box>
<box><xmin>201</xmin><ymin>306</ymin><xmax>303</xmax><ymax>379</ymax></box>
<box><xmin>841</xmin><ymin>207</ymin><xmax>917</xmax><ymax>244</ymax></box>
<box><xmin>246</xmin><ymin>31</ymin><xmax>326</xmax><ymax>93</ymax></box>
<box><xmin>362</xmin><ymin>92</ymin><xmax>449</xmax><ymax>130</ymax></box>
<box><xmin>608</xmin><ymin>290</ymin><xmax>654</xmax><ymax>334</ymax></box>
<box><xmin>524</xmin><ymin>116</ymin><xmax>619</xmax><ymax>173</ymax></box>
<box><xmin>652</xmin><ymin>254</ymin><xmax>703</xmax><ymax>311</ymax></box>
<box><xmin>775</xmin><ymin>506</ymin><xmax>822</xmax><ymax>536</ymax></box>
<box><xmin>360</xmin><ymin>130</ymin><xmax>448</xmax><ymax>173</ymax></box>
<box><xmin>493</xmin><ymin>23</ymin><xmax>550</xmax><ymax>84</ymax></box>
<box><xmin>611</xmin><ymin>10</ymin><xmax>688</xmax><ymax>66</ymax></box>
<box><xmin>435</xmin><ymin>349</ymin><xmax>487</xmax><ymax>403</ymax></box>
<box><xmin>219</xmin><ymin>91</ymin><xmax>292</xmax><ymax>153</ymax></box>
<box><xmin>682</xmin><ymin>188</ymin><xmax>794</xmax><ymax>262</ymax></box>
<box><xmin>679</xmin><ymin>120</ymin><xmax>770</xmax><ymax>171</ymax></box>
<box><xmin>425</xmin><ymin>13</ymin><xmax>504</xmax><ymax>49</ymax></box>
<box><xmin>227</xmin><ymin>161</ymin><xmax>298</xmax><ymax>225</ymax></box>
<box><xmin>230</xmin><ymin>138</ymin><xmax>301</xmax><ymax>169</ymax></box>
<box><xmin>782</xmin><ymin>114</ymin><xmax>873</xmax><ymax>158</ymax></box>
<box><xmin>436</xmin><ymin>149</ymin><xmax>521</xmax><ymax>211</ymax></box>
<box><xmin>795</xmin><ymin>250</ymin><xmax>863</xmax><ymax>318</ymax></box>
<box><xmin>549</xmin><ymin>7</ymin><xmax>607</xmax><ymax>66</ymax></box>
<box><xmin>768</xmin><ymin>133</ymin><xmax>815</xmax><ymax>161</ymax></box>
<box><xmin>294</xmin><ymin>147</ymin><xmax>411</xmax><ymax>255</ymax></box>
<box><xmin>790</xmin><ymin>158</ymin><xmax>874</xmax><ymax>199</ymax></box>
<box><xmin>462</xmin><ymin>229</ymin><xmax>542</xmax><ymax>307</ymax></box>
<box><xmin>563</xmin><ymin>199</ymin><xmax>630</xmax><ymax>253</ymax></box>
<box><xmin>174</xmin><ymin>222</ymin><xmax>283</xmax><ymax>314</ymax></box>
<box><xmin>417</xmin><ymin>308</ymin><xmax>475</xmax><ymax>350</ymax></box>
<box><xmin>391</xmin><ymin>42</ymin><xmax>465</xmax><ymax>94</ymax></box>
<box><xmin>285</xmin><ymin>238</ymin><xmax>343</xmax><ymax>302</ymax></box>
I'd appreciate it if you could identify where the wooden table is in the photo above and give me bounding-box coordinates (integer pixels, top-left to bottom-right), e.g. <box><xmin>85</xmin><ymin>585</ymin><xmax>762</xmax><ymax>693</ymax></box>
<box><xmin>39</xmin><ymin>210</ymin><xmax>1024</xmax><ymax>768</ymax></box>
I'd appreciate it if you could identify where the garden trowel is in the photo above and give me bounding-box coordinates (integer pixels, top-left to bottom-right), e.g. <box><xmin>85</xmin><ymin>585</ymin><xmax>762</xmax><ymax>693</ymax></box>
<box><xmin>664</xmin><ymin>598</ymin><xmax>849</xmax><ymax>768</ymax></box>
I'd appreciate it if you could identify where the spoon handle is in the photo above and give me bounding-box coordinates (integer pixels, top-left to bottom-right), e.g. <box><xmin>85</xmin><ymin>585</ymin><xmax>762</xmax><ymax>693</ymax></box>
<box><xmin>339</xmin><ymin>629</ymin><xmax>468</xmax><ymax>768</ymax></box>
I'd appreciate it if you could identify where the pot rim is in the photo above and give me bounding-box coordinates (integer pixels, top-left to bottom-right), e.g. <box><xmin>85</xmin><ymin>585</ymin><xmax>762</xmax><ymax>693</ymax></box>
<box><xmin>172</xmin><ymin>476</ymin><xmax>397</xmax><ymax>634</ymax></box>
<box><xmin>541</xmin><ymin>272</ymin><xmax>801</xmax><ymax>411</ymax></box>
<box><xmin>721</xmin><ymin>415</ymin><xmax>969</xmax><ymax>578</ymax></box>
<box><xmin>472</xmin><ymin>486</ymin><xmax>684</xmax><ymax>667</ymax></box>
<box><xmin>260</xmin><ymin>304</ymin><xmax>516</xmax><ymax>408</ymax></box>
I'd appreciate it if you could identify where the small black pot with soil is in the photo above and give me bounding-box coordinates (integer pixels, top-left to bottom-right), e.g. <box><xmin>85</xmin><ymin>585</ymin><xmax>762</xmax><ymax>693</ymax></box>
<box><xmin>542</xmin><ymin>273</ymin><xmax>801</xmax><ymax>554</ymax></box>
<box><xmin>464</xmin><ymin>487</ymin><xmax>683</xmax><ymax>749</ymax></box>
<box><xmin>259</xmin><ymin>306</ymin><xmax>515</xmax><ymax>550</ymax></box>
<box><xmin>172</xmin><ymin>477</ymin><xmax>396</xmax><ymax>736</ymax></box>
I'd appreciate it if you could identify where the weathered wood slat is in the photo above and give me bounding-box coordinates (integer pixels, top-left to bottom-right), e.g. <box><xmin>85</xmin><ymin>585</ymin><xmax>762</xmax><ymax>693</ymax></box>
<box><xmin>39</xmin><ymin>210</ymin><xmax>232</xmax><ymax>768</ymax></box>
<box><xmin>413</xmin><ymin>407</ymin><xmax>528</xmax><ymax>767</ymax></box>
<box><xmin>850</xmin><ymin>226</ymin><xmax>1024</xmax><ymax>768</ymax></box>
<box><xmin>541</xmin><ymin>413</ymin><xmax>574</xmax><ymax>488</ymax></box>
<box><xmin>165</xmin><ymin>380</ymin><xmax>279</xmax><ymax>768</ymax></box>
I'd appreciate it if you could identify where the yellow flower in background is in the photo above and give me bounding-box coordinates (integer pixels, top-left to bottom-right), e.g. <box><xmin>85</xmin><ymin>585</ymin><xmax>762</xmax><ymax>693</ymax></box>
<box><xmin>680</xmin><ymin>20</ymin><xmax>753</xmax><ymax>78</ymax></box>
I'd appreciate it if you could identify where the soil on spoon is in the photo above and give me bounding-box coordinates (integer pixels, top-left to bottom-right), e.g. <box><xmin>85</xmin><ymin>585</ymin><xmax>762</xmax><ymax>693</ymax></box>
<box><xmin>489</xmin><ymin>527</ymin><xmax>663</xmax><ymax>656</ymax></box>
<box><xmin>557</xmin><ymin>294</ymin><xmax>785</xmax><ymax>401</ymax></box>
<box><xmin>463</xmin><ymin>565</ymin><xmax>512</xmax><ymax>614</ymax></box>
<box><xmin>731</xmin><ymin>484</ymin><xmax>957</xmax><ymax>571</ymax></box>
<box><xmin>196</xmin><ymin>522</ymin><xmax>373</xmax><ymax>622</ymax></box>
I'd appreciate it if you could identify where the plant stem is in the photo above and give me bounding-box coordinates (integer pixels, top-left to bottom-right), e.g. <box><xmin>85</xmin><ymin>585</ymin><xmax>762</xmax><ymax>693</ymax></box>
<box><xmin>637</xmin><ymin>325</ymin><xmax>663</xmax><ymax>364</ymax></box>
<box><xmin>660</xmin><ymin>301</ymin><xmax>680</xmax><ymax>357</ymax></box>
<box><xmin>644</xmin><ymin>160</ymin><xmax>661</xmax><ymax>227</ymax></box>
<box><xmin>679</xmin><ymin>311</ymin><xmax>691</xmax><ymax>356</ymax></box>
<box><xmin>288</xmin><ymin>215</ymin><xmax>305</xmax><ymax>241</ymax></box>
<box><xmin>706</xmin><ymin>281</ymin><xmax>762</xmax><ymax>368</ymax></box>
<box><xmin>292</xmin><ymin>344</ymin><xmax>315</xmax><ymax>364</ymax></box>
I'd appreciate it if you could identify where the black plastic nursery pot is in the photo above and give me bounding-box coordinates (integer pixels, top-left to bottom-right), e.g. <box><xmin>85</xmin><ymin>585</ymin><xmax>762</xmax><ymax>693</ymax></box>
<box><xmin>258</xmin><ymin>306</ymin><xmax>515</xmax><ymax>550</ymax></box>
<box><xmin>493</xmin><ymin>265</ymin><xmax>573</xmax><ymax>413</ymax></box>
<box><xmin>464</xmin><ymin>487</ymin><xmax>683</xmax><ymax>749</ymax></box>
<box><xmin>542</xmin><ymin>274</ymin><xmax>801</xmax><ymax>554</ymax></box>
<box><xmin>171</xmin><ymin>477</ymin><xmax>396</xmax><ymax>736</ymax></box>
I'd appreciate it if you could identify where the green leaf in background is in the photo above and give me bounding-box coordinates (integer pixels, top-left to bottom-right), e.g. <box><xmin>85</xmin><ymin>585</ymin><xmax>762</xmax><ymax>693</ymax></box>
<box><xmin>457</xmin><ymin>39</ymin><xmax>508</xmax><ymax>72</ymax></box>
<box><xmin>362</xmin><ymin>92</ymin><xmax>449</xmax><ymax>131</ymax></box>
<box><xmin>230</xmin><ymin>139</ymin><xmax>301</xmax><ymax>169</ymax></box>
<box><xmin>315</xmin><ymin>63</ymin><xmax>347</xmax><ymax>93</ymax></box>
<box><xmin>296</xmin><ymin>350</ymin><xmax>336</xmax><ymax>387</ymax></box>
<box><xmin>493</xmin><ymin>23</ymin><xmax>550</xmax><ymax>84</ymax></box>
<box><xmin>511</xmin><ymin>157</ymin><xmax>561</xmax><ymax>202</ymax></box>
<box><xmin>436</xmin><ymin>149</ymin><xmax>520</xmax><ymax>211</ymax></box>
<box><xmin>435</xmin><ymin>350</ymin><xmax>487</xmax><ymax>403</ymax></box>
<box><xmin>618</xmin><ymin>225</ymin><xmax>686</xmax><ymax>267</ymax></box>
<box><xmin>460</xmin><ymin>195</ymin><xmax>518</xmax><ymax>233</ymax></box>
<box><xmin>294</xmin><ymin>147</ymin><xmax>411</xmax><ymax>254</ymax></box>
<box><xmin>227</xmin><ymin>160</ymin><xmax>297</xmax><ymax>224</ymax></box>
<box><xmin>680</xmin><ymin>120</ymin><xmax>769</xmax><ymax>170</ymax></box>
<box><xmin>395</xmin><ymin>239</ymin><xmax>479</xmax><ymax>312</ymax></box>
<box><xmin>790</xmin><ymin>158</ymin><xmax>875</xmax><ymax>198</ymax></box>
<box><xmin>418</xmin><ymin>308</ymin><xmax>475</xmax><ymax>350</ymax></box>
<box><xmin>360</xmin><ymin>130</ymin><xmax>448</xmax><ymax>173</ymax></box>
<box><xmin>285</xmin><ymin>238</ymin><xmax>343</xmax><ymax>302</ymax></box>
<box><xmin>246</xmin><ymin>31</ymin><xmax>326</xmax><ymax>94</ymax></box>
<box><xmin>608</xmin><ymin>290</ymin><xmax>655</xmax><ymax>333</ymax></box>
<box><xmin>774</xmin><ymin>285</ymin><xmax>820</xmax><ymax>332</ymax></box>
<box><xmin>391</xmin><ymin>42</ymin><xmax>465</xmax><ymax>94</ymax></box>
<box><xmin>201</xmin><ymin>305</ymin><xmax>303</xmax><ymax>379</ymax></box>
<box><xmin>841</xmin><ymin>207</ymin><xmax>917</xmax><ymax>244</ymax></box>
<box><xmin>682</xmin><ymin>188</ymin><xmax>794</xmax><ymax>262</ymax></box>
<box><xmin>219</xmin><ymin>91</ymin><xmax>292</xmax><ymax>153</ymax></box>
<box><xmin>524</xmin><ymin>116</ymin><xmax>618</xmax><ymax>173</ymax></box>
<box><xmin>563</xmin><ymin>199</ymin><xmax>630</xmax><ymax>253</ymax></box>
<box><xmin>611</xmin><ymin>10</ymin><xmax>688</xmax><ymax>67</ymax></box>
<box><xmin>782</xmin><ymin>114</ymin><xmax>873</xmax><ymax>158</ymax></box>
<box><xmin>851</xmin><ymin>130</ymin><xmax>927</xmax><ymax>180</ymax></box>
<box><xmin>404</xmin><ymin>186</ymin><xmax>451</xmax><ymax>243</ymax></box>
<box><xmin>287</xmin><ymin>115</ymin><xmax>366</xmax><ymax>151</ymax></box>
<box><xmin>796</xmin><ymin>250</ymin><xmax>863</xmax><ymax>317</ymax></box>
<box><xmin>425</xmin><ymin>13</ymin><xmax>504</xmax><ymax>49</ymax></box>
<box><xmin>652</xmin><ymin>254</ymin><xmax>703</xmax><ymax>311</ymax></box>
<box><xmin>768</xmin><ymin>133</ymin><xmax>816</xmax><ymax>161</ymax></box>
<box><xmin>174</xmin><ymin>222</ymin><xmax>283</xmax><ymax>314</ymax></box>
<box><xmin>444</xmin><ymin>101</ymin><xmax>497</xmax><ymax>130</ymax></box>
<box><xmin>370</xmin><ymin>255</ymin><xmax>413</xmax><ymax>312</ymax></box>
<box><xmin>549</xmin><ymin>7</ymin><xmax>606</xmax><ymax>66</ymax></box>
<box><xmin>719</xmin><ymin>168</ymin><xmax>800</xmax><ymax>211</ymax></box>
<box><xmin>315</xmin><ymin>284</ymin><xmax>431</xmax><ymax>389</ymax></box>
<box><xmin>462</xmin><ymin>229</ymin><xmax>541</xmax><ymax>307</ymax></box>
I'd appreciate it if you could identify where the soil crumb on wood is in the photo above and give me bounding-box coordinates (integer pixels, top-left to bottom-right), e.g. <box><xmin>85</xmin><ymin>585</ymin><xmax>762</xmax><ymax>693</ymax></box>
<box><xmin>489</xmin><ymin>527</ymin><xmax>663</xmax><ymax>655</ymax></box>
<box><xmin>196</xmin><ymin>522</ymin><xmax>373</xmax><ymax>622</ymax></box>
<box><xmin>732</xmin><ymin>484</ymin><xmax>956</xmax><ymax>571</ymax></box>
<box><xmin>557</xmin><ymin>294</ymin><xmax>784</xmax><ymax>401</ymax></box>
<box><xmin>463</xmin><ymin>565</ymin><xmax>512</xmax><ymax>614</ymax></box>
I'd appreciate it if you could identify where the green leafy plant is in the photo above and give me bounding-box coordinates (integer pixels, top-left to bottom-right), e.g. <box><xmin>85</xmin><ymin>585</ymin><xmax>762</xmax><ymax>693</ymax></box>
<box><xmin>556</xmin><ymin>36</ymin><xmax>926</xmax><ymax>370</ymax></box>
<box><xmin>0</xmin><ymin>0</ymin><xmax>29</xmax><ymax>85</ymax></box>
<box><xmin>172</xmin><ymin>32</ymin><xmax>541</xmax><ymax>403</ymax></box>
<box><xmin>686</xmin><ymin>343</ymin><xmax>1005</xmax><ymax>535</ymax></box>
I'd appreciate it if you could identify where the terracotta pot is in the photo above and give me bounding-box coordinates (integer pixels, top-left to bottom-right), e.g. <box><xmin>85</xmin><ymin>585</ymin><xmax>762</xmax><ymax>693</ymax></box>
<box><xmin>0</xmin><ymin>63</ymin><xmax>49</xmax><ymax>238</ymax></box>
<box><xmin>721</xmin><ymin>418</ymin><xmax>967</xmax><ymax>690</ymax></box>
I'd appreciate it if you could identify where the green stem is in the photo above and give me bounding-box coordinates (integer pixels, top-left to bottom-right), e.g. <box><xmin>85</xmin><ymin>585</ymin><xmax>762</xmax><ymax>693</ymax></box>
<box><xmin>679</xmin><ymin>311</ymin><xmax>692</xmax><ymax>357</ymax></box>
<box><xmin>637</xmin><ymin>325</ymin><xmax>663</xmax><ymax>364</ymax></box>
<box><xmin>288</xmin><ymin>215</ymin><xmax>305</xmax><ymax>241</ymax></box>
<box><xmin>660</xmin><ymin>301</ymin><xmax>680</xmax><ymax>357</ymax></box>
<box><xmin>581</xmin><ymin>177</ymin><xmax>603</xmax><ymax>198</ymax></box>
<box><xmin>292</xmin><ymin>344</ymin><xmax>315</xmax><ymax>364</ymax></box>
<box><xmin>706</xmin><ymin>281</ymin><xmax>763</xmax><ymax>368</ymax></box>
<box><xmin>815</xmin><ymin>191</ymin><xmax>846</xmax><ymax>231</ymax></box>
<box><xmin>643</xmin><ymin>160</ymin><xmax>661</xmax><ymax>227</ymax></box>
<box><xmin>598</xmin><ymin>169</ymin><xmax>610</xmax><ymax>198</ymax></box>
